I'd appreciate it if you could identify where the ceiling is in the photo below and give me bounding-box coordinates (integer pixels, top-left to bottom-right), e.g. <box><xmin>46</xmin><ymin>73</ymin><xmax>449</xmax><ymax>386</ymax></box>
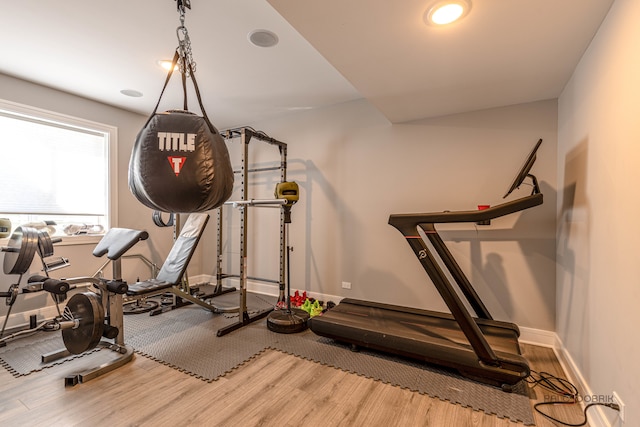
<box><xmin>1</xmin><ymin>0</ymin><xmax>614</xmax><ymax>129</ymax></box>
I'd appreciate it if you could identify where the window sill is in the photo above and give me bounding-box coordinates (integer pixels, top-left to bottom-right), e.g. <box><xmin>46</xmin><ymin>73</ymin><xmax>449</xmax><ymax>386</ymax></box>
<box><xmin>1</xmin><ymin>234</ymin><xmax>103</xmax><ymax>248</ymax></box>
<box><xmin>54</xmin><ymin>234</ymin><xmax>104</xmax><ymax>246</ymax></box>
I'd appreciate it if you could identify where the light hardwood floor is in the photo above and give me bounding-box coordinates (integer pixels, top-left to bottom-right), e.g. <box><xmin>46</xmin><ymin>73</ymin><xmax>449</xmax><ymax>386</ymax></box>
<box><xmin>0</xmin><ymin>343</ymin><xmax>588</xmax><ymax>426</ymax></box>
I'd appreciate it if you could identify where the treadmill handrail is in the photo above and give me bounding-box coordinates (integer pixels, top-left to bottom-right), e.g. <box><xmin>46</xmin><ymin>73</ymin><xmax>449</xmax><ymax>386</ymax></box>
<box><xmin>388</xmin><ymin>192</ymin><xmax>543</xmax><ymax>233</ymax></box>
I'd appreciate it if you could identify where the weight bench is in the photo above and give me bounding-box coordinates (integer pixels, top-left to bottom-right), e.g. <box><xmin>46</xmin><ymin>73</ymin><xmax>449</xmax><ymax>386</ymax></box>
<box><xmin>126</xmin><ymin>213</ymin><xmax>218</xmax><ymax>314</ymax></box>
<box><xmin>42</xmin><ymin>227</ymin><xmax>148</xmax><ymax>386</ymax></box>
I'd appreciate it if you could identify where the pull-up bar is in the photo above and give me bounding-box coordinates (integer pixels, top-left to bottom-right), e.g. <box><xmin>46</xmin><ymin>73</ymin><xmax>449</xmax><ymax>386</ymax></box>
<box><xmin>224</xmin><ymin>198</ymin><xmax>287</xmax><ymax>208</ymax></box>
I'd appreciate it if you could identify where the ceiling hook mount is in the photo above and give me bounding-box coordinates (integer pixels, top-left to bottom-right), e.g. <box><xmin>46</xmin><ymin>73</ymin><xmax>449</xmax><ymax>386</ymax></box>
<box><xmin>173</xmin><ymin>0</ymin><xmax>195</xmax><ymax>77</ymax></box>
<box><xmin>175</xmin><ymin>0</ymin><xmax>191</xmax><ymax>26</ymax></box>
<box><xmin>175</xmin><ymin>0</ymin><xmax>191</xmax><ymax>14</ymax></box>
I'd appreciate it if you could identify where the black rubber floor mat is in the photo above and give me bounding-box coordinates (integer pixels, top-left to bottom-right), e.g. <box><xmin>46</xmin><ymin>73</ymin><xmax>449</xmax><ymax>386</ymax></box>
<box><xmin>0</xmin><ymin>333</ymin><xmax>103</xmax><ymax>376</ymax></box>
<box><xmin>0</xmin><ymin>293</ymin><xmax>534</xmax><ymax>424</ymax></box>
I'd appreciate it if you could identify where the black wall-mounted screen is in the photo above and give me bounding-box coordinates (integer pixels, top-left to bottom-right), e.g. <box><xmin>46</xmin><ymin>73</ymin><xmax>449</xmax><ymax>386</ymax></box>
<box><xmin>503</xmin><ymin>138</ymin><xmax>542</xmax><ymax>198</ymax></box>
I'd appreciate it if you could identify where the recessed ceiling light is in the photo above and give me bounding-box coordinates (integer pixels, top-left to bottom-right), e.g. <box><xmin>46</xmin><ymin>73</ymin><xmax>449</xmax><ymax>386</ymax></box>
<box><xmin>157</xmin><ymin>59</ymin><xmax>177</xmax><ymax>71</ymax></box>
<box><xmin>248</xmin><ymin>29</ymin><xmax>279</xmax><ymax>48</ymax></box>
<box><xmin>425</xmin><ymin>0</ymin><xmax>471</xmax><ymax>26</ymax></box>
<box><xmin>120</xmin><ymin>89</ymin><xmax>143</xmax><ymax>98</ymax></box>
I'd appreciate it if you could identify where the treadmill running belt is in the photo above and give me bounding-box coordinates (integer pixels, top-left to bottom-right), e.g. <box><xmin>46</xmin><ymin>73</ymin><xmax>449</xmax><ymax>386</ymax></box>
<box><xmin>310</xmin><ymin>298</ymin><xmax>529</xmax><ymax>389</ymax></box>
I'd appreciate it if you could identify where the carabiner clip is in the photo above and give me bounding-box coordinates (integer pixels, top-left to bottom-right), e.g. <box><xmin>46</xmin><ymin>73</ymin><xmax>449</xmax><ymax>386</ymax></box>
<box><xmin>176</xmin><ymin>25</ymin><xmax>188</xmax><ymax>43</ymax></box>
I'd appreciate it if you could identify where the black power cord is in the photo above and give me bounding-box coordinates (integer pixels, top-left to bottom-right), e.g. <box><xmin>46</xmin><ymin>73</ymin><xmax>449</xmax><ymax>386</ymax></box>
<box><xmin>526</xmin><ymin>370</ymin><xmax>620</xmax><ymax>426</ymax></box>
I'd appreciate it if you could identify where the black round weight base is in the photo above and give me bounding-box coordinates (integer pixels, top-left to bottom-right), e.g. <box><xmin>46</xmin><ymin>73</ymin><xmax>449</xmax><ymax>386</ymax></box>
<box><xmin>123</xmin><ymin>300</ymin><xmax>160</xmax><ymax>315</ymax></box>
<box><xmin>267</xmin><ymin>308</ymin><xmax>310</xmax><ymax>334</ymax></box>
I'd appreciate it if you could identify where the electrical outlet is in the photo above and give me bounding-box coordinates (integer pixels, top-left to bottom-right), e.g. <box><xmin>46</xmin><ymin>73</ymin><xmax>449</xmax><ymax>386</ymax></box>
<box><xmin>341</xmin><ymin>281</ymin><xmax>351</xmax><ymax>289</ymax></box>
<box><xmin>613</xmin><ymin>391</ymin><xmax>625</xmax><ymax>423</ymax></box>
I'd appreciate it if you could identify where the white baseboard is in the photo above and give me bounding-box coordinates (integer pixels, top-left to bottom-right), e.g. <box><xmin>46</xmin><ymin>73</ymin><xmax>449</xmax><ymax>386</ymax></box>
<box><xmin>192</xmin><ymin>275</ymin><xmax>345</xmax><ymax>304</ymax></box>
<box><xmin>190</xmin><ymin>274</ymin><xmax>280</xmax><ymax>297</ymax></box>
<box><xmin>519</xmin><ymin>326</ymin><xmax>557</xmax><ymax>347</ymax></box>
<box><xmin>519</xmin><ymin>330</ymin><xmax>619</xmax><ymax>427</ymax></box>
<box><xmin>1</xmin><ymin>305</ymin><xmax>60</xmax><ymax>333</ymax></box>
<box><xmin>552</xmin><ymin>337</ymin><xmax>621</xmax><ymax>427</ymax></box>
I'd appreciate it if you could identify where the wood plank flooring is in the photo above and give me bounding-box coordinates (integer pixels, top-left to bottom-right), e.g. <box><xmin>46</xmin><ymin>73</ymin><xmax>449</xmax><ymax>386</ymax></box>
<box><xmin>0</xmin><ymin>342</ymin><xmax>589</xmax><ymax>426</ymax></box>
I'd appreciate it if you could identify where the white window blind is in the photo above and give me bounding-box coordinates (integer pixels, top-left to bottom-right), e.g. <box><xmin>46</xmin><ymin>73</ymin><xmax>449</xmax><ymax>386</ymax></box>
<box><xmin>0</xmin><ymin>100</ymin><xmax>117</xmax><ymax>236</ymax></box>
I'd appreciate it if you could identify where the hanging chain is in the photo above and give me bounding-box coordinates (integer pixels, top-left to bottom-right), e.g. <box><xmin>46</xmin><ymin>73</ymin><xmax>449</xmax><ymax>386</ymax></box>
<box><xmin>175</xmin><ymin>0</ymin><xmax>196</xmax><ymax>77</ymax></box>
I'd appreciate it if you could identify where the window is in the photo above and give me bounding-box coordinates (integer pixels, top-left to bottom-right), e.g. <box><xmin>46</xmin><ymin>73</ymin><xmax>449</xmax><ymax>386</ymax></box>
<box><xmin>0</xmin><ymin>99</ymin><xmax>117</xmax><ymax>239</ymax></box>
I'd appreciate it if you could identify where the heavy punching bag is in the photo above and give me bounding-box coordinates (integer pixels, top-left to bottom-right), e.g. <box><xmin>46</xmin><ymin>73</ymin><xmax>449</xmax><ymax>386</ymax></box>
<box><xmin>128</xmin><ymin>8</ymin><xmax>233</xmax><ymax>213</ymax></box>
<box><xmin>128</xmin><ymin>109</ymin><xmax>233</xmax><ymax>212</ymax></box>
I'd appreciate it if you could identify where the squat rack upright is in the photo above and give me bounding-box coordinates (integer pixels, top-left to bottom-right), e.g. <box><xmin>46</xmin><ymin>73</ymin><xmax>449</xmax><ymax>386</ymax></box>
<box><xmin>216</xmin><ymin>127</ymin><xmax>287</xmax><ymax>337</ymax></box>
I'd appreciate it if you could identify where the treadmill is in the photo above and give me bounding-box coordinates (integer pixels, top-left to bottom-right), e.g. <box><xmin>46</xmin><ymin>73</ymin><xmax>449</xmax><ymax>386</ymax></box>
<box><xmin>310</xmin><ymin>139</ymin><xmax>543</xmax><ymax>391</ymax></box>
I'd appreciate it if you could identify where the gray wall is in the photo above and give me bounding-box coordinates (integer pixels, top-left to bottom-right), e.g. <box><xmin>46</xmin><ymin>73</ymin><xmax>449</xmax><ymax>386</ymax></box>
<box><xmin>557</xmin><ymin>0</ymin><xmax>639</xmax><ymax>423</ymax></box>
<box><xmin>200</xmin><ymin>98</ymin><xmax>559</xmax><ymax>332</ymax></box>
